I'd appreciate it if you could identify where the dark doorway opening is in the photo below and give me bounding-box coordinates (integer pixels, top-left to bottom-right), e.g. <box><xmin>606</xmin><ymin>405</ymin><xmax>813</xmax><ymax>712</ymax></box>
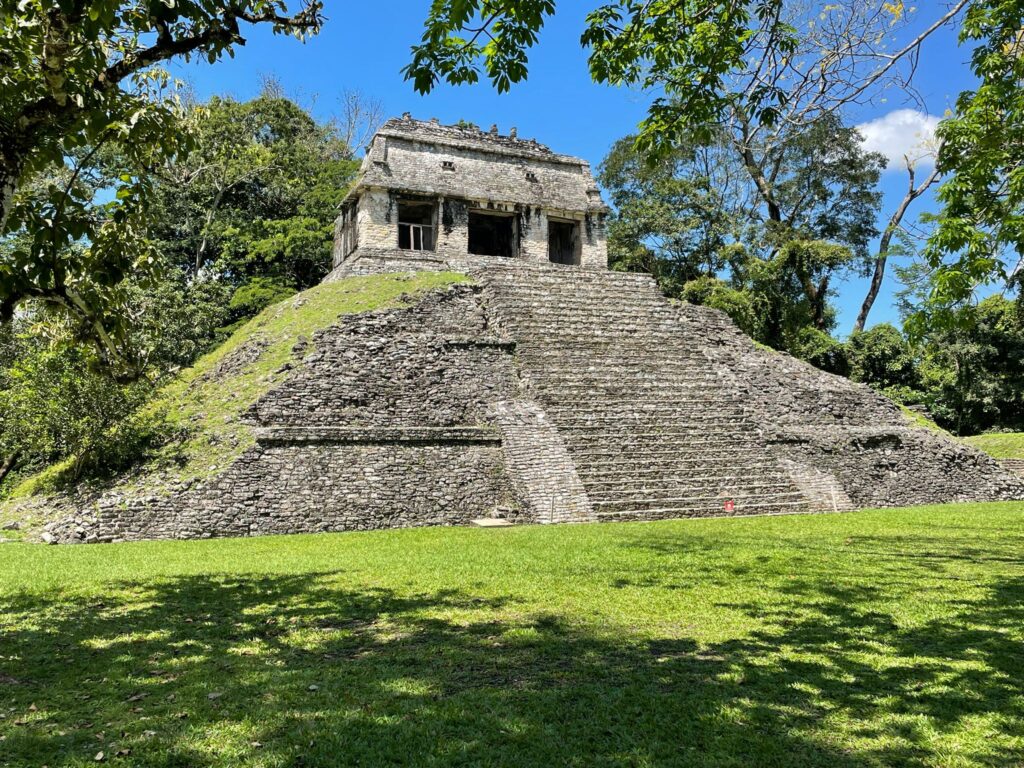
<box><xmin>398</xmin><ymin>201</ymin><xmax>436</xmax><ymax>251</ymax></box>
<box><xmin>548</xmin><ymin>219</ymin><xmax>580</xmax><ymax>265</ymax></box>
<box><xmin>468</xmin><ymin>211</ymin><xmax>516</xmax><ymax>257</ymax></box>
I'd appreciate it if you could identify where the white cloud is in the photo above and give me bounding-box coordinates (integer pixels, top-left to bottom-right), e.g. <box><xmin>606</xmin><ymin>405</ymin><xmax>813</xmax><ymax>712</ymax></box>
<box><xmin>856</xmin><ymin>109</ymin><xmax>941</xmax><ymax>171</ymax></box>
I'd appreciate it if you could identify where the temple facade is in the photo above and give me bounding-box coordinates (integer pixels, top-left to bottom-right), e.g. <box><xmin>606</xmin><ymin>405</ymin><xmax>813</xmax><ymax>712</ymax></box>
<box><xmin>332</xmin><ymin>116</ymin><xmax>610</xmax><ymax>273</ymax></box>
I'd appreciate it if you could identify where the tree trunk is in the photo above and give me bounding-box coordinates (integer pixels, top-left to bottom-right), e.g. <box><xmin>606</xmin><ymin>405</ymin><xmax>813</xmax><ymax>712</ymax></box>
<box><xmin>196</xmin><ymin>185</ymin><xmax>227</xmax><ymax>273</ymax></box>
<box><xmin>0</xmin><ymin>157</ymin><xmax>20</xmax><ymax>235</ymax></box>
<box><xmin>0</xmin><ymin>452</ymin><xmax>19</xmax><ymax>487</ymax></box>
<box><xmin>854</xmin><ymin>162</ymin><xmax>941</xmax><ymax>333</ymax></box>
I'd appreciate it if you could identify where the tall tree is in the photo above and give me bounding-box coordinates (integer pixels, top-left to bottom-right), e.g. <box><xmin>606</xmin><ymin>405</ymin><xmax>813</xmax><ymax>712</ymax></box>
<box><xmin>601</xmin><ymin>114</ymin><xmax>884</xmax><ymax>335</ymax></box>
<box><xmin>407</xmin><ymin>2</ymin><xmax>965</xmax><ymax>152</ymax></box>
<box><xmin>854</xmin><ymin>157</ymin><xmax>942</xmax><ymax>333</ymax></box>
<box><xmin>148</xmin><ymin>92</ymin><xmax>359</xmax><ymax>291</ymax></box>
<box><xmin>0</xmin><ymin>0</ymin><xmax>323</xmax><ymax>353</ymax></box>
<box><xmin>921</xmin><ymin>0</ymin><xmax>1024</xmax><ymax>326</ymax></box>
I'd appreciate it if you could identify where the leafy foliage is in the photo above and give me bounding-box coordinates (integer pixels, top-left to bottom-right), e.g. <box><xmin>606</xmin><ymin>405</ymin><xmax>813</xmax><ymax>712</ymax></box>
<box><xmin>404</xmin><ymin>0</ymin><xmax>556</xmax><ymax>94</ymax></box>
<box><xmin>924</xmin><ymin>0</ymin><xmax>1024</xmax><ymax>320</ymax></box>
<box><xmin>149</xmin><ymin>93</ymin><xmax>357</xmax><ymax>289</ymax></box>
<box><xmin>0</xmin><ymin>324</ymin><xmax>154</xmax><ymax>490</ymax></box>
<box><xmin>0</xmin><ymin>0</ymin><xmax>323</xmax><ymax>355</ymax></box>
<box><xmin>601</xmin><ymin>115</ymin><xmax>884</xmax><ymax>351</ymax></box>
<box><xmin>786</xmin><ymin>327</ymin><xmax>850</xmax><ymax>377</ymax></box>
<box><xmin>918</xmin><ymin>296</ymin><xmax>1024</xmax><ymax>435</ymax></box>
<box><xmin>847</xmin><ymin>323</ymin><xmax>921</xmax><ymax>399</ymax></box>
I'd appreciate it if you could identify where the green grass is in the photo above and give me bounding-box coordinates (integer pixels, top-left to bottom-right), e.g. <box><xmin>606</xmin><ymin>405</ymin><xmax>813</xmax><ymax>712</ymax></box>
<box><xmin>1</xmin><ymin>272</ymin><xmax>468</xmax><ymax>511</ymax></box>
<box><xmin>899</xmin><ymin>405</ymin><xmax>948</xmax><ymax>434</ymax></box>
<box><xmin>2</xmin><ymin>503</ymin><xmax>1023</xmax><ymax>767</ymax></box>
<box><xmin>964</xmin><ymin>433</ymin><xmax>1024</xmax><ymax>459</ymax></box>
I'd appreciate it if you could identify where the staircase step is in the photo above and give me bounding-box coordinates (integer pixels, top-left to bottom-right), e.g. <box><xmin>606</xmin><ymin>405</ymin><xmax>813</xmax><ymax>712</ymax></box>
<box><xmin>595</xmin><ymin>499</ymin><xmax>816</xmax><ymax>521</ymax></box>
<box><xmin>476</xmin><ymin>267</ymin><xmax>814</xmax><ymax>522</ymax></box>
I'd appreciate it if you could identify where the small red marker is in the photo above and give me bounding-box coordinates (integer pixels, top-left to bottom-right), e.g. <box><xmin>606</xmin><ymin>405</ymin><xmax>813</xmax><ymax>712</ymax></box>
<box><xmin>724</xmin><ymin>499</ymin><xmax>735</xmax><ymax>513</ymax></box>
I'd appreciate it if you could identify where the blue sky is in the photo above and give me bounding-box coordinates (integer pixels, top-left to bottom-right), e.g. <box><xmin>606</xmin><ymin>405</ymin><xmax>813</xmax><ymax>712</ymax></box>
<box><xmin>173</xmin><ymin>2</ymin><xmax>979</xmax><ymax>336</ymax></box>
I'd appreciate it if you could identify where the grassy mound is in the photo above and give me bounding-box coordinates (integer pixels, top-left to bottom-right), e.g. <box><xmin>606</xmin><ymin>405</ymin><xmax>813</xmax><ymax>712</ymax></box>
<box><xmin>1</xmin><ymin>502</ymin><xmax>1023</xmax><ymax>766</ymax></box>
<box><xmin>964</xmin><ymin>432</ymin><xmax>1024</xmax><ymax>459</ymax></box>
<box><xmin>1</xmin><ymin>272</ymin><xmax>468</xmax><ymax>517</ymax></box>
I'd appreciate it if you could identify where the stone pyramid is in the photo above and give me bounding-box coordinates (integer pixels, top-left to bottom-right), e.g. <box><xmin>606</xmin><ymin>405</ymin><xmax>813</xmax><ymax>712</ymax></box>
<box><xmin>37</xmin><ymin>118</ymin><xmax>1024</xmax><ymax>542</ymax></box>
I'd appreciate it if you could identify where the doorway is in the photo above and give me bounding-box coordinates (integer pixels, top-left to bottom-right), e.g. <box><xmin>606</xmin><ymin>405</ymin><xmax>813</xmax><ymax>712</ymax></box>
<box><xmin>548</xmin><ymin>219</ymin><xmax>580</xmax><ymax>265</ymax></box>
<box><xmin>468</xmin><ymin>211</ymin><xmax>516</xmax><ymax>257</ymax></box>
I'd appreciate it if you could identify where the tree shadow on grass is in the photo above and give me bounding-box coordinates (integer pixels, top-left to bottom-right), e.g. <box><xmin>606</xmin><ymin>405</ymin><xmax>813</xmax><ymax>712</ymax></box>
<box><xmin>619</xmin><ymin>528</ymin><xmax>1024</xmax><ymax>767</ymax></box>
<box><xmin>1</xmin><ymin>555</ymin><xmax>1022</xmax><ymax>767</ymax></box>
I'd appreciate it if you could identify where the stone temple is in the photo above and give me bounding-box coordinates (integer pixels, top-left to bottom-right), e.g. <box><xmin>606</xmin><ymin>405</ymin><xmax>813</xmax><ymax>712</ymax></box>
<box><xmin>332</xmin><ymin>114</ymin><xmax>611</xmax><ymax>273</ymax></box>
<box><xmin>43</xmin><ymin>116</ymin><xmax>1024</xmax><ymax>542</ymax></box>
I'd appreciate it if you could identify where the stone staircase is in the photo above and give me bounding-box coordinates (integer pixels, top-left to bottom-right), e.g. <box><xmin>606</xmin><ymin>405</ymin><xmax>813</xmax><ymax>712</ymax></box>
<box><xmin>470</xmin><ymin>262</ymin><xmax>818</xmax><ymax>521</ymax></box>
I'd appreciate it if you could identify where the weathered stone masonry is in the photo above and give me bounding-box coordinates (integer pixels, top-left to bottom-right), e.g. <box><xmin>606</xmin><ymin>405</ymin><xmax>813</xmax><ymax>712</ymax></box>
<box><xmin>43</xmin><ymin>117</ymin><xmax>1024</xmax><ymax>542</ymax></box>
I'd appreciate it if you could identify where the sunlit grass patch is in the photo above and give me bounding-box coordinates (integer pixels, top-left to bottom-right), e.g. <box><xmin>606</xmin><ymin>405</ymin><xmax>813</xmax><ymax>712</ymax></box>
<box><xmin>1</xmin><ymin>502</ymin><xmax>1023</xmax><ymax>766</ymax></box>
<box><xmin>964</xmin><ymin>432</ymin><xmax>1024</xmax><ymax>459</ymax></box>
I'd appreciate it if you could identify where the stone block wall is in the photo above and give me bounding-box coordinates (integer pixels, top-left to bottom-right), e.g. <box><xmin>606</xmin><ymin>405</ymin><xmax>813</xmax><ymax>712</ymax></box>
<box><xmin>999</xmin><ymin>458</ymin><xmax>1024</xmax><ymax>477</ymax></box>
<box><xmin>56</xmin><ymin>435</ymin><xmax>513</xmax><ymax>542</ymax></box>
<box><xmin>670</xmin><ymin>301</ymin><xmax>1024</xmax><ymax>508</ymax></box>
<box><xmin>490</xmin><ymin>400</ymin><xmax>594</xmax><ymax>523</ymax></box>
<box><xmin>46</xmin><ymin>284</ymin><xmax>530</xmax><ymax>543</ymax></box>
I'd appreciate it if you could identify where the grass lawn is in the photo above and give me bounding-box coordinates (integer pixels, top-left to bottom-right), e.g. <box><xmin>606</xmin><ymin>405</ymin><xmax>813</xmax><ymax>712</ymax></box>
<box><xmin>1</xmin><ymin>503</ymin><xmax>1023</xmax><ymax>767</ymax></box>
<box><xmin>964</xmin><ymin>433</ymin><xmax>1024</xmax><ymax>459</ymax></box>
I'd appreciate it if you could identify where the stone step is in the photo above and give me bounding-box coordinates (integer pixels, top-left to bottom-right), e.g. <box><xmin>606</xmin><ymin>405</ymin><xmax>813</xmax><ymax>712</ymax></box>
<box><xmin>543</xmin><ymin>399</ymin><xmax>744</xmax><ymax>412</ymax></box>
<box><xmin>594</xmin><ymin>498</ymin><xmax>816</xmax><ymax>521</ymax></box>
<box><xmin>576</xmin><ymin>454</ymin><xmax>778</xmax><ymax>469</ymax></box>
<box><xmin>482</xmin><ymin>284</ymin><xmax>663</xmax><ymax>300</ymax></box>
<box><xmin>529</xmin><ymin>383</ymin><xmax>739</xmax><ymax>396</ymax></box>
<box><xmin>477</xmin><ymin>267</ymin><xmax>657</xmax><ymax>285</ymax></box>
<box><xmin>591</xmin><ymin>489</ymin><xmax>810</xmax><ymax>507</ymax></box>
<box><xmin>493</xmin><ymin>317</ymin><xmax>684</xmax><ymax>331</ymax></box>
<box><xmin>491</xmin><ymin>301</ymin><xmax>672</xmax><ymax>314</ymax></box>
<box><xmin>588</xmin><ymin>478</ymin><xmax>801</xmax><ymax>501</ymax></box>
<box><xmin>562</xmin><ymin>433</ymin><xmax>762</xmax><ymax>451</ymax></box>
<box><xmin>576</xmin><ymin>460</ymin><xmax>785</xmax><ymax>479</ymax></box>
<box><xmin>554</xmin><ymin>417</ymin><xmax>750</xmax><ymax>431</ymax></box>
<box><xmin>491</xmin><ymin>299</ymin><xmax>675</xmax><ymax>313</ymax></box>
<box><xmin>517</xmin><ymin>357</ymin><xmax>717</xmax><ymax>372</ymax></box>
<box><xmin>528</xmin><ymin>384</ymin><xmax>734</xmax><ymax>399</ymax></box>
<box><xmin>571</xmin><ymin>450</ymin><xmax>773</xmax><ymax>467</ymax></box>
<box><xmin>585</xmin><ymin>484</ymin><xmax>800</xmax><ymax>504</ymax></box>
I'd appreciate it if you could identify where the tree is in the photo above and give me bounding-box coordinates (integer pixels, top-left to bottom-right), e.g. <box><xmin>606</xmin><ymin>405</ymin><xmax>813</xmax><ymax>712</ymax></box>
<box><xmin>0</xmin><ymin>0</ymin><xmax>323</xmax><ymax>355</ymax></box>
<box><xmin>854</xmin><ymin>158</ymin><xmax>942</xmax><ymax>333</ymax></box>
<box><xmin>922</xmin><ymin>0</ymin><xmax>1024</xmax><ymax>325</ymax></box>
<box><xmin>0</xmin><ymin>319</ymin><xmax>154</xmax><ymax>489</ymax></box>
<box><xmin>847</xmin><ymin>323</ymin><xmax>921</xmax><ymax>399</ymax></box>
<box><xmin>600</xmin><ymin>114</ymin><xmax>884</xmax><ymax>340</ymax></box>
<box><xmin>407</xmin><ymin>2</ymin><xmax>965</xmax><ymax>152</ymax></box>
<box><xmin>599</xmin><ymin>133</ymin><xmax>750</xmax><ymax>292</ymax></box>
<box><xmin>917</xmin><ymin>296</ymin><xmax>1024</xmax><ymax>434</ymax></box>
<box><xmin>147</xmin><ymin>92</ymin><xmax>359</xmax><ymax>290</ymax></box>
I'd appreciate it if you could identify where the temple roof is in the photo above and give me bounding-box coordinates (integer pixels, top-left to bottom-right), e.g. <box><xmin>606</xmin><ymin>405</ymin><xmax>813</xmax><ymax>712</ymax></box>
<box><xmin>347</xmin><ymin>116</ymin><xmax>608</xmax><ymax>213</ymax></box>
